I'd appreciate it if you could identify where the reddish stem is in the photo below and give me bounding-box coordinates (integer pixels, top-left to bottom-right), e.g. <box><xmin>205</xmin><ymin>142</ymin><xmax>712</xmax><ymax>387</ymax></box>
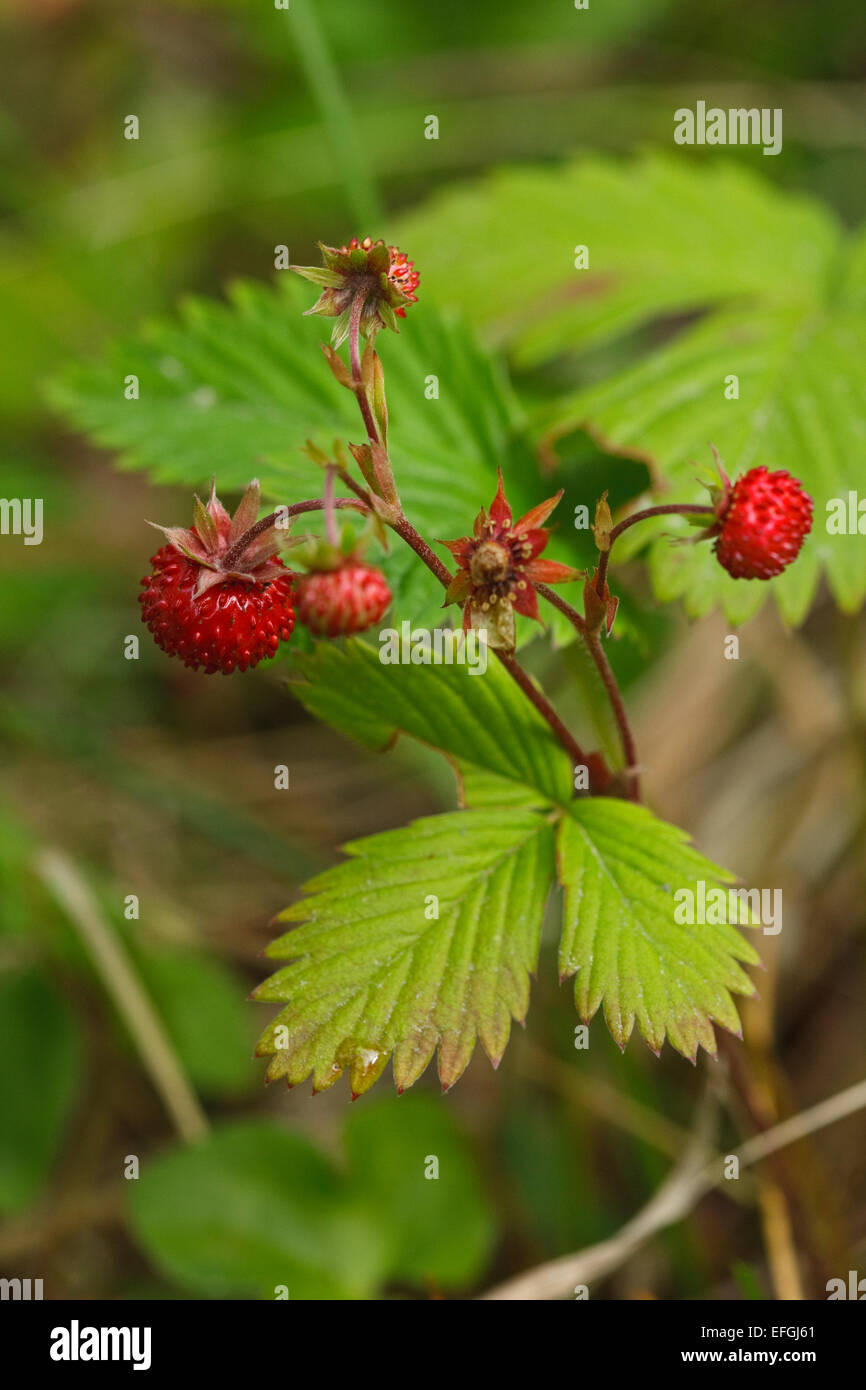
<box><xmin>349</xmin><ymin>289</ymin><xmax>381</xmax><ymax>446</ymax></box>
<box><xmin>496</xmin><ymin>649</ymin><xmax>594</xmax><ymax>777</ymax></box>
<box><xmin>323</xmin><ymin>467</ymin><xmax>339</xmax><ymax>547</ymax></box>
<box><xmin>534</xmin><ymin>581</ymin><xmax>587</xmax><ymax>637</ymax></box>
<box><xmin>534</xmin><ymin>582</ymin><xmax>640</xmax><ymax>802</ymax></box>
<box><xmin>595</xmin><ymin>503</ymin><xmax>715</xmax><ymax>596</ymax></box>
<box><xmin>586</xmin><ymin>632</ymin><xmax>640</xmax><ymax>801</ymax></box>
<box><xmin>390</xmin><ymin>514</ymin><xmax>453</xmax><ymax>587</ymax></box>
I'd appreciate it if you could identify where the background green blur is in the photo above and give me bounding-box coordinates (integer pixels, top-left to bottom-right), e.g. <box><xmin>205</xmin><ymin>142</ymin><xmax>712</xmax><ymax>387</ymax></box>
<box><xmin>1</xmin><ymin>0</ymin><xmax>865</xmax><ymax>1301</ymax></box>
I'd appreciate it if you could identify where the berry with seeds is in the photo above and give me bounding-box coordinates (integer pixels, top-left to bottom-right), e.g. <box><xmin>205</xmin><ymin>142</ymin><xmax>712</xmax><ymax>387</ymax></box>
<box><xmin>714</xmin><ymin>466</ymin><xmax>813</xmax><ymax>580</ymax></box>
<box><xmin>139</xmin><ymin>480</ymin><xmax>295</xmax><ymax>674</ymax></box>
<box><xmin>294</xmin><ymin>563</ymin><xmax>391</xmax><ymax>638</ymax></box>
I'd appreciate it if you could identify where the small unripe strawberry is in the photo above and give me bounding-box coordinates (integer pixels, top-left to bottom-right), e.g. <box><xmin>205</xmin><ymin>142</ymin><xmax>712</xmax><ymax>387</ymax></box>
<box><xmin>714</xmin><ymin>466</ymin><xmax>813</xmax><ymax>580</ymax></box>
<box><xmin>295</xmin><ymin>563</ymin><xmax>391</xmax><ymax>637</ymax></box>
<box><xmin>139</xmin><ymin>480</ymin><xmax>295</xmax><ymax>674</ymax></box>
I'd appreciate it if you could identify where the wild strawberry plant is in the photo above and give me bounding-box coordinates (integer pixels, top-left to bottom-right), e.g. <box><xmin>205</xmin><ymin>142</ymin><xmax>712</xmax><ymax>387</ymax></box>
<box><xmin>52</xmin><ymin>184</ymin><xmax>821</xmax><ymax>1098</ymax></box>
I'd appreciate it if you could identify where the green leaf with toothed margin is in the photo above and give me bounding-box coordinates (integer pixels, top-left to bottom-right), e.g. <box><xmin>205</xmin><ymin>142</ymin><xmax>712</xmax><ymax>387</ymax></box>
<box><xmin>396</xmin><ymin>153</ymin><xmax>838</xmax><ymax>368</ymax></box>
<box><xmin>291</xmin><ymin>636</ymin><xmax>574</xmax><ymax>807</ymax></box>
<box><xmin>541</xmin><ymin>301</ymin><xmax>866</xmax><ymax>625</ymax></box>
<box><xmin>267</xmin><ymin>639</ymin><xmax>760</xmax><ymax>1089</ymax></box>
<box><xmin>254</xmin><ymin>808</ymin><xmax>556</xmax><ymax>1095</ymax></box>
<box><xmin>557</xmin><ymin>800</ymin><xmax>761</xmax><ymax>1061</ymax></box>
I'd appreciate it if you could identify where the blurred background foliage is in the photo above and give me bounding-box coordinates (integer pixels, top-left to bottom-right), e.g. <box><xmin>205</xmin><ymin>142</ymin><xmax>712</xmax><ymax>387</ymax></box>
<box><xmin>1</xmin><ymin>0</ymin><xmax>865</xmax><ymax>1300</ymax></box>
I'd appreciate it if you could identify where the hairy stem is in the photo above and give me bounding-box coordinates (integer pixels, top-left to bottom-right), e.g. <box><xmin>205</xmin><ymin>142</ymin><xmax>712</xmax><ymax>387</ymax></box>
<box><xmin>496</xmin><ymin>649</ymin><xmax>594</xmax><ymax>775</ymax></box>
<box><xmin>586</xmin><ymin>631</ymin><xmax>640</xmax><ymax>801</ymax></box>
<box><xmin>323</xmin><ymin>467</ymin><xmax>339</xmax><ymax>547</ymax></box>
<box><xmin>390</xmin><ymin>513</ymin><xmax>453</xmax><ymax>586</ymax></box>
<box><xmin>338</xmin><ymin>326</ymin><xmax>607</xmax><ymax>790</ymax></box>
<box><xmin>349</xmin><ymin>290</ymin><xmax>381</xmax><ymax>446</ymax></box>
<box><xmin>535</xmin><ymin>582</ymin><xmax>640</xmax><ymax>801</ymax></box>
<box><xmin>534</xmin><ymin>581</ymin><xmax>587</xmax><ymax>637</ymax></box>
<box><xmin>596</xmin><ymin>503</ymin><xmax>716</xmax><ymax>596</ymax></box>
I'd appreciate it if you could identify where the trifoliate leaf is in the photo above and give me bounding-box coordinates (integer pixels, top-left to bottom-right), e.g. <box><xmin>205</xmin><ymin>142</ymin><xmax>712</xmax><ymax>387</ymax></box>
<box><xmin>395</xmin><ymin>153</ymin><xmax>838</xmax><ymax>365</ymax></box>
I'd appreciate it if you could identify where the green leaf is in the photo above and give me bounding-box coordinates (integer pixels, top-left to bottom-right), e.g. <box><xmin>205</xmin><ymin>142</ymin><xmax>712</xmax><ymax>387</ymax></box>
<box><xmin>254</xmin><ymin>808</ymin><xmax>556</xmax><ymax>1093</ymax></box>
<box><xmin>344</xmin><ymin>1091</ymin><xmax>495</xmax><ymax>1287</ymax></box>
<box><xmin>545</xmin><ymin>302</ymin><xmax>866</xmax><ymax>622</ymax></box>
<box><xmin>128</xmin><ymin>1105</ymin><xmax>497</xmax><ymax>1299</ymax></box>
<box><xmin>47</xmin><ymin>277</ymin><xmax>521</xmax><ymax>621</ymax></box>
<box><xmin>127</xmin><ymin>1120</ymin><xmax>387</xmax><ymax>1300</ymax></box>
<box><xmin>268</xmin><ymin>638</ymin><xmax>760</xmax><ymax>1087</ymax></box>
<box><xmin>291</xmin><ymin>636</ymin><xmax>574</xmax><ymax>806</ymax></box>
<box><xmin>557</xmin><ymin>800</ymin><xmax>761</xmax><ymax>1061</ymax></box>
<box><xmin>395</xmin><ymin>153</ymin><xmax>839</xmax><ymax>365</ymax></box>
<box><xmin>130</xmin><ymin>947</ymin><xmax>256</xmax><ymax>1099</ymax></box>
<box><xmin>454</xmin><ymin>761</ymin><xmax>550</xmax><ymax>811</ymax></box>
<box><xmin>399</xmin><ymin>152</ymin><xmax>864</xmax><ymax>621</ymax></box>
<box><xmin>0</xmin><ymin>969</ymin><xmax>83</xmax><ymax>1213</ymax></box>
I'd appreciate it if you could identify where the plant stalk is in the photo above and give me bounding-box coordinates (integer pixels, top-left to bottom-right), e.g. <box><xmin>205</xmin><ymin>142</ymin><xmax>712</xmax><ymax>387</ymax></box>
<box><xmin>535</xmin><ymin>582</ymin><xmax>640</xmax><ymax>801</ymax></box>
<box><xmin>596</xmin><ymin>503</ymin><xmax>716</xmax><ymax>595</ymax></box>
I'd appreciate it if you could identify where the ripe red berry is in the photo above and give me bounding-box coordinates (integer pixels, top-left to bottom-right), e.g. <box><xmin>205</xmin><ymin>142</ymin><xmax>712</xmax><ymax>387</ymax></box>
<box><xmin>295</xmin><ymin>563</ymin><xmax>391</xmax><ymax>637</ymax></box>
<box><xmin>140</xmin><ymin>547</ymin><xmax>294</xmax><ymax>674</ymax></box>
<box><xmin>714</xmin><ymin>467</ymin><xmax>813</xmax><ymax>580</ymax></box>
<box><xmin>138</xmin><ymin>479</ymin><xmax>295</xmax><ymax>674</ymax></box>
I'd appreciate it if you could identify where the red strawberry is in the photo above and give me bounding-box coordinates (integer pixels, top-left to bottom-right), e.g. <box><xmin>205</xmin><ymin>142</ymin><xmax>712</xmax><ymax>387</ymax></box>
<box><xmin>295</xmin><ymin>563</ymin><xmax>391</xmax><ymax>637</ymax></box>
<box><xmin>714</xmin><ymin>467</ymin><xmax>813</xmax><ymax>580</ymax></box>
<box><xmin>139</xmin><ymin>480</ymin><xmax>295</xmax><ymax>674</ymax></box>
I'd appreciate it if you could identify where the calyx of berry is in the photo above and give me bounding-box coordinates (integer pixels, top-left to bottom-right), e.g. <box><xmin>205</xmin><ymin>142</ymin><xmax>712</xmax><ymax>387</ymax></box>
<box><xmin>290</xmin><ymin>513</ymin><xmax>383</xmax><ymax>575</ymax></box>
<box><xmin>291</xmin><ymin>237</ymin><xmax>419</xmax><ymax>347</ymax></box>
<box><xmin>148</xmin><ymin>479</ymin><xmax>287</xmax><ymax>598</ymax></box>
